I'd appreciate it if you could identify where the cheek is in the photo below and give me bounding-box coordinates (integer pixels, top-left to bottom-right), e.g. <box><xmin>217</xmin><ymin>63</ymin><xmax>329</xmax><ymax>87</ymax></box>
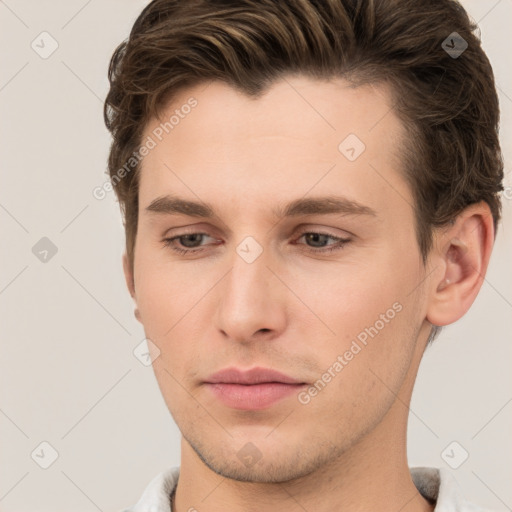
<box><xmin>133</xmin><ymin>250</ymin><xmax>220</xmax><ymax>386</ymax></box>
<box><xmin>134</xmin><ymin>243</ymin><xmax>206</xmax><ymax>336</ymax></box>
<box><xmin>294</xmin><ymin>302</ymin><xmax>417</xmax><ymax>437</ymax></box>
<box><xmin>288</xmin><ymin>257</ymin><xmax>406</xmax><ymax>341</ymax></box>
<box><xmin>288</xmin><ymin>256</ymin><xmax>418</xmax><ymax>392</ymax></box>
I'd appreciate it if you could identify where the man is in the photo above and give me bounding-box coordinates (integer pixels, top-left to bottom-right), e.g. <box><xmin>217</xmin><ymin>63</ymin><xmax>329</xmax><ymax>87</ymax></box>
<box><xmin>103</xmin><ymin>0</ymin><xmax>504</xmax><ymax>511</ymax></box>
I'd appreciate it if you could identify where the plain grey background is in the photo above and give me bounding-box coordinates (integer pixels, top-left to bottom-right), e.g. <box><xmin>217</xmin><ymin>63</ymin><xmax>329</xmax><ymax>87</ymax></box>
<box><xmin>0</xmin><ymin>1</ymin><xmax>511</xmax><ymax>511</ymax></box>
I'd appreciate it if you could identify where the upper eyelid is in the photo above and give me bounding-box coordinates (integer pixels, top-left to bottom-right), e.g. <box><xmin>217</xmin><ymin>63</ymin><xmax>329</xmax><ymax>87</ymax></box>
<box><xmin>163</xmin><ymin>223</ymin><xmax>354</xmax><ymax>237</ymax></box>
<box><xmin>164</xmin><ymin>229</ymin><xmax>351</xmax><ymax>247</ymax></box>
<box><xmin>164</xmin><ymin>229</ymin><xmax>350</xmax><ymax>240</ymax></box>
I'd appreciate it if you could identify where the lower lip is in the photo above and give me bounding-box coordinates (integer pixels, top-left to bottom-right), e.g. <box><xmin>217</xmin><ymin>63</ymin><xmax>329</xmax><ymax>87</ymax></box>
<box><xmin>205</xmin><ymin>382</ymin><xmax>305</xmax><ymax>410</ymax></box>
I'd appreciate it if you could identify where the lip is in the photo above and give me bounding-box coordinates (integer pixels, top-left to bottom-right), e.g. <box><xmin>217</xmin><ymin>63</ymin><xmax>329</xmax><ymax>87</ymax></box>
<box><xmin>205</xmin><ymin>367</ymin><xmax>303</xmax><ymax>385</ymax></box>
<box><xmin>204</xmin><ymin>367</ymin><xmax>307</xmax><ymax>410</ymax></box>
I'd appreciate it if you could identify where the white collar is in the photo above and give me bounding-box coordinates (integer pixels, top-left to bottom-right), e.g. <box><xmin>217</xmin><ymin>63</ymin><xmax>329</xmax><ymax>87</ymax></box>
<box><xmin>124</xmin><ymin>466</ymin><xmax>491</xmax><ymax>512</ymax></box>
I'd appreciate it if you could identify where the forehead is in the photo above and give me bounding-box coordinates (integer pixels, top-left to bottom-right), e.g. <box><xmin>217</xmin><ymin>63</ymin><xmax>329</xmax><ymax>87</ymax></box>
<box><xmin>144</xmin><ymin>76</ymin><xmax>401</xmax><ymax>145</ymax></box>
<box><xmin>138</xmin><ymin>76</ymin><xmax>410</xmax><ymax>219</ymax></box>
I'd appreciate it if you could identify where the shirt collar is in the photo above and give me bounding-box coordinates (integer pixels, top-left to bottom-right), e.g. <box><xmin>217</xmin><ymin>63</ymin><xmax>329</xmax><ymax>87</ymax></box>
<box><xmin>125</xmin><ymin>466</ymin><xmax>487</xmax><ymax>512</ymax></box>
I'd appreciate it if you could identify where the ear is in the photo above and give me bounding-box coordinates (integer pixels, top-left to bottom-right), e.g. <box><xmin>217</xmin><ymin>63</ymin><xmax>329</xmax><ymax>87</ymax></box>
<box><xmin>426</xmin><ymin>201</ymin><xmax>495</xmax><ymax>327</ymax></box>
<box><xmin>122</xmin><ymin>252</ymin><xmax>136</xmax><ymax>297</ymax></box>
<box><xmin>122</xmin><ymin>252</ymin><xmax>142</xmax><ymax>323</ymax></box>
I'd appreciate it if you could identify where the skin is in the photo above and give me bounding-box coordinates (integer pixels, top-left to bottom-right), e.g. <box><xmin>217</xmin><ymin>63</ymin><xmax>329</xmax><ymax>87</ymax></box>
<box><xmin>123</xmin><ymin>76</ymin><xmax>494</xmax><ymax>512</ymax></box>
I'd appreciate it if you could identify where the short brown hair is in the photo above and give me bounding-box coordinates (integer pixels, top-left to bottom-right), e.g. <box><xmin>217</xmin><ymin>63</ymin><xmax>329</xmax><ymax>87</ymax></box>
<box><xmin>104</xmin><ymin>0</ymin><xmax>503</xmax><ymax>288</ymax></box>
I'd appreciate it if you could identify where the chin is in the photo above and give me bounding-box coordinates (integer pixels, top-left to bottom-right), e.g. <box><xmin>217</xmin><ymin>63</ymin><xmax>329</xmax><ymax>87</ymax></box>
<box><xmin>184</xmin><ymin>430</ymin><xmax>342</xmax><ymax>484</ymax></box>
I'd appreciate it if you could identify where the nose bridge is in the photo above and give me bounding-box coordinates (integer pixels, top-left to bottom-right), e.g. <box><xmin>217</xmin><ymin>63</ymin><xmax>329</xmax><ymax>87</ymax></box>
<box><xmin>214</xmin><ymin>234</ymin><xmax>284</xmax><ymax>341</ymax></box>
<box><xmin>224</xmin><ymin>235</ymin><xmax>272</xmax><ymax>310</ymax></box>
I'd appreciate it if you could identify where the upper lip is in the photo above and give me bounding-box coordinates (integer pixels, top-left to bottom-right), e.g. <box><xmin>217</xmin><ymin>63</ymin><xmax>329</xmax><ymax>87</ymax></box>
<box><xmin>205</xmin><ymin>367</ymin><xmax>304</xmax><ymax>385</ymax></box>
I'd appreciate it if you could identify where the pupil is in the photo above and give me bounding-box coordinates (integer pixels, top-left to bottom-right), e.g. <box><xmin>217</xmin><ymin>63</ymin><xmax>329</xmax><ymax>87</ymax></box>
<box><xmin>307</xmin><ymin>233</ymin><xmax>327</xmax><ymax>247</ymax></box>
<box><xmin>182</xmin><ymin>234</ymin><xmax>201</xmax><ymax>247</ymax></box>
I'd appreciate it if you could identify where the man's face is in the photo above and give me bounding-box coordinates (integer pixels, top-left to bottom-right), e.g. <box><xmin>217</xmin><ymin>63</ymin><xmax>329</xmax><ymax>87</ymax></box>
<box><xmin>130</xmin><ymin>76</ymin><xmax>432</xmax><ymax>482</ymax></box>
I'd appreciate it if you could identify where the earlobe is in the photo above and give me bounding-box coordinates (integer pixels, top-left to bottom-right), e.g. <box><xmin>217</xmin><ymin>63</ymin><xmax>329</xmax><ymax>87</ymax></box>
<box><xmin>123</xmin><ymin>252</ymin><xmax>143</xmax><ymax>324</ymax></box>
<box><xmin>426</xmin><ymin>202</ymin><xmax>494</xmax><ymax>327</ymax></box>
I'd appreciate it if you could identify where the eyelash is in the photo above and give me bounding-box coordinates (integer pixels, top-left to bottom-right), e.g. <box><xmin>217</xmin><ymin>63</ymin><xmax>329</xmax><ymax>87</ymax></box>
<box><xmin>162</xmin><ymin>230</ymin><xmax>351</xmax><ymax>256</ymax></box>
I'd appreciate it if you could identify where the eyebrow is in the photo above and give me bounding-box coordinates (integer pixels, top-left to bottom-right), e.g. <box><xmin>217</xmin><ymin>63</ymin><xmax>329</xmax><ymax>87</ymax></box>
<box><xmin>144</xmin><ymin>194</ymin><xmax>377</xmax><ymax>219</ymax></box>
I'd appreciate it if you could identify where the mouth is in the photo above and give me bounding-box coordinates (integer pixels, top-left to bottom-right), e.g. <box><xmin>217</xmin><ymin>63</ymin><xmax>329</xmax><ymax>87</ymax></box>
<box><xmin>204</xmin><ymin>367</ymin><xmax>307</xmax><ymax>410</ymax></box>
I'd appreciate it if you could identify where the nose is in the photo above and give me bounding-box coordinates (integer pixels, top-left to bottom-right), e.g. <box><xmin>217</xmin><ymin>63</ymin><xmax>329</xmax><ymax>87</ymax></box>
<box><xmin>213</xmin><ymin>241</ymin><xmax>287</xmax><ymax>345</ymax></box>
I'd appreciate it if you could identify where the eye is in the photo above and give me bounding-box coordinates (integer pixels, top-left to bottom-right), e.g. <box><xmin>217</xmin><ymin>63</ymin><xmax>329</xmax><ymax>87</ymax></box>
<box><xmin>162</xmin><ymin>233</ymin><xmax>219</xmax><ymax>255</ymax></box>
<box><xmin>294</xmin><ymin>230</ymin><xmax>351</xmax><ymax>253</ymax></box>
<box><xmin>163</xmin><ymin>229</ymin><xmax>351</xmax><ymax>256</ymax></box>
